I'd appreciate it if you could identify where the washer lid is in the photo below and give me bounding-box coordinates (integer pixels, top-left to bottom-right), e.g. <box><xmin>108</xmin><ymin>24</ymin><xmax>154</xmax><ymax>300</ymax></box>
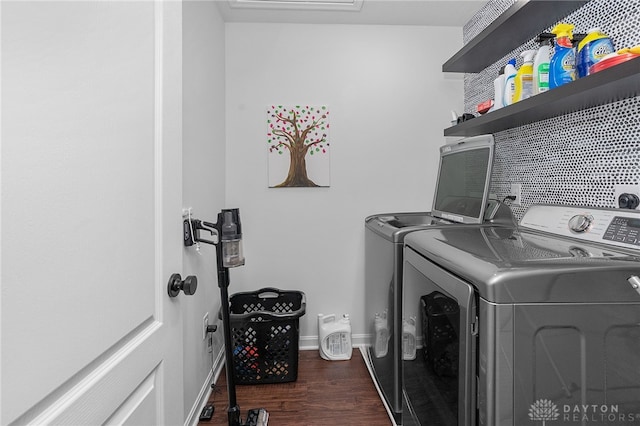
<box><xmin>365</xmin><ymin>212</ymin><xmax>444</xmax><ymax>242</ymax></box>
<box><xmin>404</xmin><ymin>226</ymin><xmax>640</xmax><ymax>304</ymax></box>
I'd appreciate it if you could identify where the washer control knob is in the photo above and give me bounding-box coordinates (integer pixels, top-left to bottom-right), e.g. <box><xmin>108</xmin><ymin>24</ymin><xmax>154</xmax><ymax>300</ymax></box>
<box><xmin>568</xmin><ymin>214</ymin><xmax>593</xmax><ymax>233</ymax></box>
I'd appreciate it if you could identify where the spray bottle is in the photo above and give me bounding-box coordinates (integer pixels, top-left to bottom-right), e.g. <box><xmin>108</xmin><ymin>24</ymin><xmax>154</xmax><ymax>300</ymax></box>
<box><xmin>549</xmin><ymin>23</ymin><xmax>576</xmax><ymax>89</ymax></box>
<box><xmin>513</xmin><ymin>50</ymin><xmax>536</xmax><ymax>102</ymax></box>
<box><xmin>502</xmin><ymin>58</ymin><xmax>517</xmax><ymax>106</ymax></box>
<box><xmin>533</xmin><ymin>33</ymin><xmax>554</xmax><ymax>94</ymax></box>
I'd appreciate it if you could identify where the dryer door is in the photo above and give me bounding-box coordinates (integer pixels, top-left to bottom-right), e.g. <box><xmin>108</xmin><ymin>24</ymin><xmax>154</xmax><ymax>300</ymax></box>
<box><xmin>403</xmin><ymin>246</ymin><xmax>478</xmax><ymax>426</ymax></box>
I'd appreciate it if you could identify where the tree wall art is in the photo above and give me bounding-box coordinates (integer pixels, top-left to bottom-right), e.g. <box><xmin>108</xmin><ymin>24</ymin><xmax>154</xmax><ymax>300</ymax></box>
<box><xmin>267</xmin><ymin>105</ymin><xmax>330</xmax><ymax>188</ymax></box>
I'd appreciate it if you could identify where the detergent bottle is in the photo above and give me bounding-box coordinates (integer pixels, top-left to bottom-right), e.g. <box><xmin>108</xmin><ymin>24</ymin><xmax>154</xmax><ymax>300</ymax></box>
<box><xmin>492</xmin><ymin>66</ymin><xmax>506</xmax><ymax>110</ymax></box>
<box><xmin>502</xmin><ymin>58</ymin><xmax>517</xmax><ymax>106</ymax></box>
<box><xmin>549</xmin><ymin>23</ymin><xmax>576</xmax><ymax>89</ymax></box>
<box><xmin>513</xmin><ymin>50</ymin><xmax>536</xmax><ymax>102</ymax></box>
<box><xmin>318</xmin><ymin>313</ymin><xmax>352</xmax><ymax>360</ymax></box>
<box><xmin>576</xmin><ymin>28</ymin><xmax>615</xmax><ymax>78</ymax></box>
<box><xmin>533</xmin><ymin>33</ymin><xmax>554</xmax><ymax>94</ymax></box>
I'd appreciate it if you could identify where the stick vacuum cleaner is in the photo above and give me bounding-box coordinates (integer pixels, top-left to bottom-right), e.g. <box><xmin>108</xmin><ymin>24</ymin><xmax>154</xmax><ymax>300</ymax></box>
<box><xmin>184</xmin><ymin>208</ymin><xmax>269</xmax><ymax>426</ymax></box>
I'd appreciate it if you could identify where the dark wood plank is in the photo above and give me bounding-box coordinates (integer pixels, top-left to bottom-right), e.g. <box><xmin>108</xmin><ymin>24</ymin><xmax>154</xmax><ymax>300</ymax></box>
<box><xmin>200</xmin><ymin>349</ymin><xmax>392</xmax><ymax>426</ymax></box>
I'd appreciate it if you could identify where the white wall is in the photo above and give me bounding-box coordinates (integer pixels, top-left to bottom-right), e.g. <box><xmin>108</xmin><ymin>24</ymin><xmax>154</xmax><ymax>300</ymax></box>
<box><xmin>225</xmin><ymin>23</ymin><xmax>464</xmax><ymax>343</ymax></box>
<box><xmin>182</xmin><ymin>1</ymin><xmax>226</xmax><ymax>421</ymax></box>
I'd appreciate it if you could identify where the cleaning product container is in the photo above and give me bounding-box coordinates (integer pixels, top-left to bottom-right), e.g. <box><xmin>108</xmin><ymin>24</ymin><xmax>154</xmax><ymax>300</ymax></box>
<box><xmin>224</xmin><ymin>287</ymin><xmax>306</xmax><ymax>384</ymax></box>
<box><xmin>513</xmin><ymin>50</ymin><xmax>536</xmax><ymax>102</ymax></box>
<box><xmin>402</xmin><ymin>317</ymin><xmax>417</xmax><ymax>361</ymax></box>
<box><xmin>576</xmin><ymin>28</ymin><xmax>615</xmax><ymax>78</ymax></box>
<box><xmin>534</xmin><ymin>33</ymin><xmax>554</xmax><ymax>94</ymax></box>
<box><xmin>318</xmin><ymin>313</ymin><xmax>353</xmax><ymax>360</ymax></box>
<box><xmin>549</xmin><ymin>23</ymin><xmax>576</xmax><ymax>89</ymax></box>
<box><xmin>502</xmin><ymin>58</ymin><xmax>517</xmax><ymax>106</ymax></box>
<box><xmin>492</xmin><ymin>66</ymin><xmax>506</xmax><ymax>110</ymax></box>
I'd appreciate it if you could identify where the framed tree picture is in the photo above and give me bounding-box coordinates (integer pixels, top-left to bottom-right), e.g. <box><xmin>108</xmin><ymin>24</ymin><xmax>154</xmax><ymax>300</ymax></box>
<box><xmin>267</xmin><ymin>105</ymin><xmax>330</xmax><ymax>188</ymax></box>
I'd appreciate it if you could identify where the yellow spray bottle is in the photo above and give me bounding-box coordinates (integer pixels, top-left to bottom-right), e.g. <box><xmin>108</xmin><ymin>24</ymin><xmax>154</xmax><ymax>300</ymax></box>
<box><xmin>513</xmin><ymin>50</ymin><xmax>536</xmax><ymax>102</ymax></box>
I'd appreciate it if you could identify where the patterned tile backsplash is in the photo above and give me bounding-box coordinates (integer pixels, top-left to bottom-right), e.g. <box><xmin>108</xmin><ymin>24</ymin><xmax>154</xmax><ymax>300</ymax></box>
<box><xmin>463</xmin><ymin>0</ymin><xmax>640</xmax><ymax>221</ymax></box>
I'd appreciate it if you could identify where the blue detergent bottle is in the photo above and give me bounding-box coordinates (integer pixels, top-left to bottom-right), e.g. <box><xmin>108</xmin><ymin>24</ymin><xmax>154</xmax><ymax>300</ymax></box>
<box><xmin>576</xmin><ymin>28</ymin><xmax>615</xmax><ymax>78</ymax></box>
<box><xmin>549</xmin><ymin>23</ymin><xmax>576</xmax><ymax>89</ymax></box>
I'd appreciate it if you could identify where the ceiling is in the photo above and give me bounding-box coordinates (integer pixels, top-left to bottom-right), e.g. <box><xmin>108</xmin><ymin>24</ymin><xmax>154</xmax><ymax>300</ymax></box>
<box><xmin>215</xmin><ymin>0</ymin><xmax>488</xmax><ymax>27</ymax></box>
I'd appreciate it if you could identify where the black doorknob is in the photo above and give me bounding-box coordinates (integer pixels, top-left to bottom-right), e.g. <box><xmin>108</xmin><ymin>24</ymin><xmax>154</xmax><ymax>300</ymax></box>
<box><xmin>167</xmin><ymin>273</ymin><xmax>198</xmax><ymax>297</ymax></box>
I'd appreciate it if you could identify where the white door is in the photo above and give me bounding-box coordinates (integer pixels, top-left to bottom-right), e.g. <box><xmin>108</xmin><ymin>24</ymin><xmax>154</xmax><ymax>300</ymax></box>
<box><xmin>1</xmin><ymin>2</ymin><xmax>185</xmax><ymax>425</ymax></box>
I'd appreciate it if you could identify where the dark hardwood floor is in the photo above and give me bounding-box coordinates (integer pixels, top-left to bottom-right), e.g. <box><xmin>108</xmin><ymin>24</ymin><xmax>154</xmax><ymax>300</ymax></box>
<box><xmin>199</xmin><ymin>349</ymin><xmax>392</xmax><ymax>426</ymax></box>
